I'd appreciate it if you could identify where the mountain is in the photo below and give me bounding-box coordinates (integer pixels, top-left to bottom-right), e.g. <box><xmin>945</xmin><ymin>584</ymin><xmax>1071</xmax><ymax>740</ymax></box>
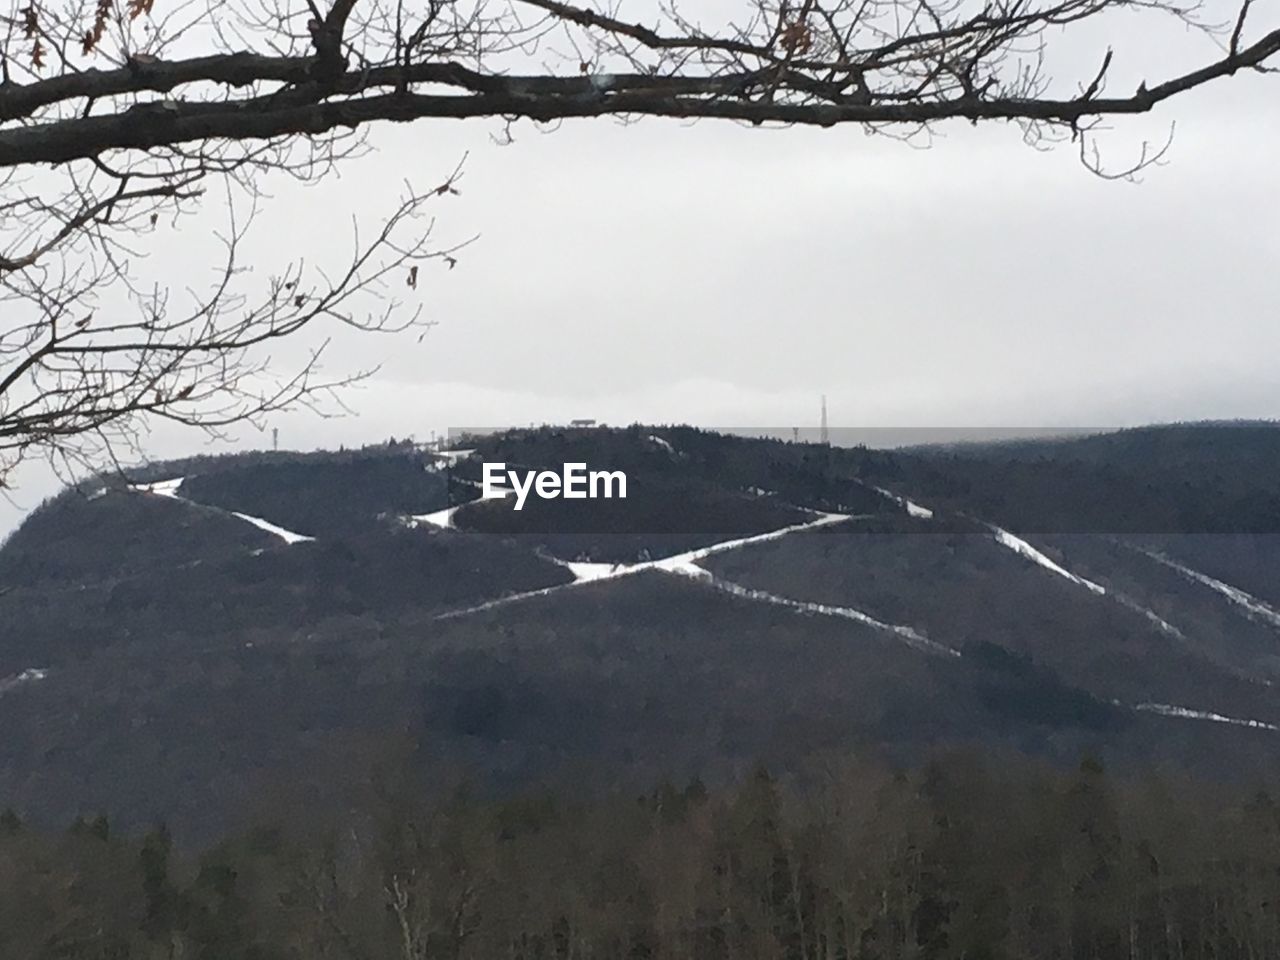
<box><xmin>3</xmin><ymin>422</ymin><xmax>1280</xmax><ymax>841</ymax></box>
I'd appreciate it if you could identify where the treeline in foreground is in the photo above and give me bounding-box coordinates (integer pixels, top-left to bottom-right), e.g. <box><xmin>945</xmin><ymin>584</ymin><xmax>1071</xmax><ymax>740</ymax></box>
<box><xmin>2</xmin><ymin>751</ymin><xmax>1279</xmax><ymax>960</ymax></box>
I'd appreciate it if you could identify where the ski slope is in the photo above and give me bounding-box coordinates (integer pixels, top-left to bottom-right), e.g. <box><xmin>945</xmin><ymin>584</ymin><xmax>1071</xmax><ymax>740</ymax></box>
<box><xmin>989</xmin><ymin>527</ymin><xmax>1107</xmax><ymax>596</ymax></box>
<box><xmin>871</xmin><ymin>485</ymin><xmax>934</xmax><ymax>519</ymax></box>
<box><xmin>130</xmin><ymin>478</ymin><xmax>314</xmax><ymax>545</ymax></box>
<box><xmin>435</xmin><ymin>508</ymin><xmax>955</xmax><ymax>655</ymax></box>
<box><xmin>1134</xmin><ymin>702</ymin><xmax>1279</xmax><ymax>732</ymax></box>
<box><xmin>703</xmin><ymin>576</ymin><xmax>959</xmax><ymax>657</ymax></box>
<box><xmin>1136</xmin><ymin>548</ymin><xmax>1280</xmax><ymax>630</ymax></box>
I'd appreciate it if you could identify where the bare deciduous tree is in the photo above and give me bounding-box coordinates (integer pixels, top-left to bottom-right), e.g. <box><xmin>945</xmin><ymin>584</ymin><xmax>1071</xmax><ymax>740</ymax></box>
<box><xmin>1</xmin><ymin>0</ymin><xmax>1275</xmax><ymax>480</ymax></box>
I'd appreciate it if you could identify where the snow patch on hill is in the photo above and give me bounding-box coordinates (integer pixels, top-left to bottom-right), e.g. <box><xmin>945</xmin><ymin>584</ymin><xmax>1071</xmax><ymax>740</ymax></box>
<box><xmin>536</xmin><ymin>510</ymin><xmax>852</xmax><ymax>588</ymax></box>
<box><xmin>133</xmin><ymin>477</ymin><xmax>185</xmax><ymax>498</ymax></box>
<box><xmin>705</xmin><ymin>576</ymin><xmax>959</xmax><ymax>657</ymax></box>
<box><xmin>435</xmin><ymin>581</ymin><xmax>579</xmax><ymax>618</ymax></box>
<box><xmin>674</xmin><ymin>511</ymin><xmax>851</xmax><ymax>564</ymax></box>
<box><xmin>837</xmin><ymin>485</ymin><xmax>1197</xmax><ymax>648</ymax></box>
<box><xmin>870</xmin><ymin>485</ymin><xmax>934</xmax><ymax>519</ymax></box>
<box><xmin>435</xmin><ymin>508</ymin><xmax>950</xmax><ymax>655</ymax></box>
<box><xmin>987</xmin><ymin>530</ymin><xmax>1199</xmax><ymax>643</ymax></box>
<box><xmin>990</xmin><ymin>527</ymin><xmax>1108</xmax><ymax>596</ymax></box>
<box><xmin>1137</xmin><ymin>549</ymin><xmax>1280</xmax><ymax>630</ymax></box>
<box><xmin>863</xmin><ymin>483</ymin><xmax>1110</xmax><ymax>597</ymax></box>
<box><xmin>130</xmin><ymin>477</ymin><xmax>314</xmax><ymax>545</ymax></box>
<box><xmin>228</xmin><ymin>511</ymin><xmax>314</xmax><ymax>545</ymax></box>
<box><xmin>0</xmin><ymin>667</ymin><xmax>48</xmax><ymax>697</ymax></box>
<box><xmin>1117</xmin><ymin>597</ymin><xmax>1188</xmax><ymax>641</ymax></box>
<box><xmin>647</xmin><ymin>435</ymin><xmax>676</xmax><ymax>455</ymax></box>
<box><xmin>564</xmin><ymin>561</ymin><xmax>626</xmax><ymax>582</ymax></box>
<box><xmin>1134</xmin><ymin>702</ymin><xmax>1278</xmax><ymax>732</ymax></box>
<box><xmin>434</xmin><ymin>448</ymin><xmax>475</xmax><ymax>464</ymax></box>
<box><xmin>409</xmin><ymin>505</ymin><xmax>463</xmax><ymax>530</ymax></box>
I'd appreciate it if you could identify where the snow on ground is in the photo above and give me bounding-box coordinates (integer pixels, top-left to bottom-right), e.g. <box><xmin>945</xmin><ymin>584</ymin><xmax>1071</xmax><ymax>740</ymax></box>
<box><xmin>564</xmin><ymin>561</ymin><xmax>628</xmax><ymax>582</ymax></box>
<box><xmin>434</xmin><ymin>448</ymin><xmax>475</xmax><ymax>464</ymax></box>
<box><xmin>704</xmin><ymin>576</ymin><xmax>959</xmax><ymax>657</ymax></box>
<box><xmin>647</xmin><ymin>435</ymin><xmax>676</xmax><ymax>454</ymax></box>
<box><xmin>436</xmin><ymin>519</ymin><xmax>955</xmax><ymax>658</ymax></box>
<box><xmin>409</xmin><ymin>505</ymin><xmax>463</xmax><ymax>530</ymax></box>
<box><xmin>1126</xmin><ymin>604</ymin><xmax>1186</xmax><ymax>640</ymax></box>
<box><xmin>869</xmin><ymin>486</ymin><xmax>1195</xmax><ymax>646</ymax></box>
<box><xmin>0</xmin><ymin>667</ymin><xmax>48</xmax><ymax>696</ymax></box>
<box><xmin>229</xmin><ymin>511</ymin><xmax>314</xmax><ymax>544</ymax></box>
<box><xmin>440</xmin><ymin>511</ymin><xmax>852</xmax><ymax>614</ymax></box>
<box><xmin>651</xmin><ymin>556</ymin><xmax>711</xmax><ymax>579</ymax></box>
<box><xmin>1133</xmin><ymin>702</ymin><xmax>1279</xmax><ymax>732</ymax></box>
<box><xmin>1136</xmin><ymin>548</ymin><xmax>1280</xmax><ymax>630</ymax></box>
<box><xmin>865</xmin><ymin>483</ymin><xmax>1105</xmax><ymax>596</ymax></box>
<box><xmin>537</xmin><ymin>510</ymin><xmax>855</xmax><ymax>588</ymax></box>
<box><xmin>987</xmin><ymin>528</ymin><xmax>1196</xmax><ymax>641</ymax></box>
<box><xmin>904</xmin><ymin>500</ymin><xmax>933</xmax><ymax>520</ymax></box>
<box><xmin>132</xmin><ymin>477</ymin><xmax>185</xmax><ymax>498</ymax></box>
<box><xmin>871</xmin><ymin>485</ymin><xmax>934</xmax><ymax>520</ymax></box>
<box><xmin>989</xmin><ymin>527</ymin><xmax>1107</xmax><ymax>596</ymax></box>
<box><xmin>409</xmin><ymin>489</ymin><xmax>507</xmax><ymax>529</ymax></box>
<box><xmin>435</xmin><ymin>581</ymin><xmax>581</xmax><ymax>619</ymax></box>
<box><xmin>130</xmin><ymin>477</ymin><xmax>313</xmax><ymax>544</ymax></box>
<box><xmin>423</xmin><ymin>448</ymin><xmax>477</xmax><ymax>472</ymax></box>
<box><xmin>669</xmin><ymin>511</ymin><xmax>853</xmax><ymax>566</ymax></box>
<box><xmin>433</xmin><ymin>509</ymin><xmax>956</xmax><ymax>655</ymax></box>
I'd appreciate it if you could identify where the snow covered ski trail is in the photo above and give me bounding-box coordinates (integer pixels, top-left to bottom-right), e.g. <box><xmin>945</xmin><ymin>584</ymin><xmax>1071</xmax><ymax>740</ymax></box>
<box><xmin>131</xmin><ymin>478</ymin><xmax>314</xmax><ymax>545</ymax></box>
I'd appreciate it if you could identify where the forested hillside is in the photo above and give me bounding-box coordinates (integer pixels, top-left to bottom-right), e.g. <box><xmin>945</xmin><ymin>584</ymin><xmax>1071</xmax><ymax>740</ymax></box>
<box><xmin>3</xmin><ymin>423</ymin><xmax>1280</xmax><ymax>850</ymax></box>
<box><xmin>873</xmin><ymin>421</ymin><xmax>1280</xmax><ymax>536</ymax></box>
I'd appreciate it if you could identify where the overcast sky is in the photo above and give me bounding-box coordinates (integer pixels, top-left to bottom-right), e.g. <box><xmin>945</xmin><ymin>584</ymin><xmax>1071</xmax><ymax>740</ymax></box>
<box><xmin>2</xmin><ymin>7</ymin><xmax>1277</xmax><ymax>534</ymax></box>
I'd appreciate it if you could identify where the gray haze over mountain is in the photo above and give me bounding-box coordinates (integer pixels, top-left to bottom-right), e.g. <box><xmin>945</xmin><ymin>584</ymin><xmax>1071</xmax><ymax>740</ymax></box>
<box><xmin>1</xmin><ymin>2</ymin><xmax>1276</xmax><ymax>535</ymax></box>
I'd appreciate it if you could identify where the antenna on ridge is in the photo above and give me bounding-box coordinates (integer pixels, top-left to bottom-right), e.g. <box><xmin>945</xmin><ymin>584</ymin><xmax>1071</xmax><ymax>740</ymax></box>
<box><xmin>820</xmin><ymin>395</ymin><xmax>829</xmax><ymax>446</ymax></box>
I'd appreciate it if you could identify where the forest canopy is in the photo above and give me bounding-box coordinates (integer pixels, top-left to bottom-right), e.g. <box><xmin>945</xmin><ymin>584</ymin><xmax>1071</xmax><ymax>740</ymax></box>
<box><xmin>2</xmin><ymin>750</ymin><xmax>1278</xmax><ymax>960</ymax></box>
